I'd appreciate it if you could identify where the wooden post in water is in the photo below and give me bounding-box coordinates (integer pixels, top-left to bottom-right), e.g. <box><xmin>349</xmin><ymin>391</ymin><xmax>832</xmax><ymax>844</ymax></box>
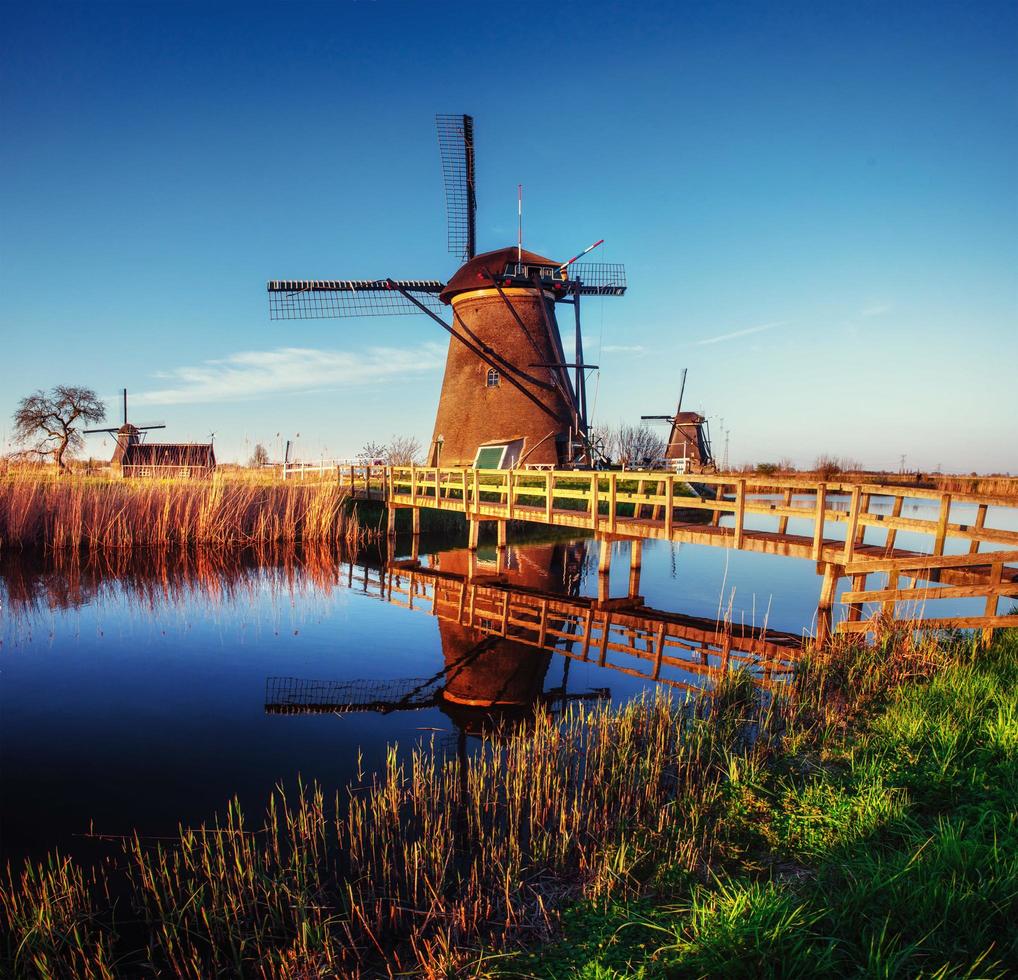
<box><xmin>497</xmin><ymin>519</ymin><xmax>507</xmax><ymax>549</ymax></box>
<box><xmin>816</xmin><ymin>561</ymin><xmax>840</xmax><ymax>646</ymax></box>
<box><xmin>598</xmin><ymin>535</ymin><xmax>612</xmax><ymax>602</ymax></box>
<box><xmin>628</xmin><ymin>538</ymin><xmax>643</xmax><ymax>598</ymax></box>
<box><xmin>387</xmin><ymin>505</ymin><xmax>397</xmax><ymax>537</ymax></box>
<box><xmin>411</xmin><ymin>507</ymin><xmax>420</xmax><ymax>537</ymax></box>
<box><xmin>846</xmin><ymin>572</ymin><xmax>866</xmax><ymax>623</ymax></box>
<box><xmin>468</xmin><ymin>518</ymin><xmax>479</xmax><ymax>551</ymax></box>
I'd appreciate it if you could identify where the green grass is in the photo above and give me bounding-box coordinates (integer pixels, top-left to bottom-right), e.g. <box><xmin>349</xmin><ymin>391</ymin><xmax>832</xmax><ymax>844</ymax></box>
<box><xmin>510</xmin><ymin>631</ymin><xmax>1018</xmax><ymax>978</ymax></box>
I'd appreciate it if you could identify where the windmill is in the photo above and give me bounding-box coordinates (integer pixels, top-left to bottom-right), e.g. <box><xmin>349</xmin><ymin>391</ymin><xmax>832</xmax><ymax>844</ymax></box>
<box><xmin>84</xmin><ymin>388</ymin><xmax>215</xmax><ymax>479</ymax></box>
<box><xmin>84</xmin><ymin>388</ymin><xmax>166</xmax><ymax>465</ymax></box>
<box><xmin>266</xmin><ymin>114</ymin><xmax>627</xmax><ymax>469</ymax></box>
<box><xmin>641</xmin><ymin>369</ymin><xmax>715</xmax><ymax>474</ymax></box>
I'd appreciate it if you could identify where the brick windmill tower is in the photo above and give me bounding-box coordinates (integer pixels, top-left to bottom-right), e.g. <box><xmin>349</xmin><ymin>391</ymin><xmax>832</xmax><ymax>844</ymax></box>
<box><xmin>267</xmin><ymin>114</ymin><xmax>627</xmax><ymax>468</ymax></box>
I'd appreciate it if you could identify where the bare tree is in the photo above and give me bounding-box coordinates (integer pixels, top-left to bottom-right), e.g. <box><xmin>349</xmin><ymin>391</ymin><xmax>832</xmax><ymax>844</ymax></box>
<box><xmin>13</xmin><ymin>386</ymin><xmax>105</xmax><ymax>472</ymax></box>
<box><xmin>249</xmin><ymin>443</ymin><xmax>270</xmax><ymax>467</ymax></box>
<box><xmin>614</xmin><ymin>423</ymin><xmax>666</xmax><ymax>468</ymax></box>
<box><xmin>385</xmin><ymin>435</ymin><xmax>423</xmax><ymax>465</ymax></box>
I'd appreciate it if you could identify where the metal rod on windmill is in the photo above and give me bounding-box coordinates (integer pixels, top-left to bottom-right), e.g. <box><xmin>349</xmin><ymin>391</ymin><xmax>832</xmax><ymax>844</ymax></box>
<box><xmin>557</xmin><ymin>239</ymin><xmax>605</xmax><ymax>275</ymax></box>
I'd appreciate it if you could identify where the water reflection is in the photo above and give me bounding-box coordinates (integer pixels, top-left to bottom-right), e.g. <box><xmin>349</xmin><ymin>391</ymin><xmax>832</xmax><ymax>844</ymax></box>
<box><xmin>0</xmin><ymin>537</ymin><xmax>804</xmax><ymax>865</ymax></box>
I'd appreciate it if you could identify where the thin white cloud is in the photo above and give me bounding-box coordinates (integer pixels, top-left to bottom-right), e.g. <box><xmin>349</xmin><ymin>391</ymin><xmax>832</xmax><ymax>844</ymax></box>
<box><xmin>694</xmin><ymin>321</ymin><xmax>784</xmax><ymax>346</ymax></box>
<box><xmin>601</xmin><ymin>344</ymin><xmax>645</xmax><ymax>354</ymax></box>
<box><xmin>133</xmin><ymin>343</ymin><xmax>446</xmax><ymax>406</ymax></box>
<box><xmin>860</xmin><ymin>303</ymin><xmax>891</xmax><ymax>318</ymax></box>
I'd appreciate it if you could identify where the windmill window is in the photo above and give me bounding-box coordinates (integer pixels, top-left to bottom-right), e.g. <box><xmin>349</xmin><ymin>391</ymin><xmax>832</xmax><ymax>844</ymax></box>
<box><xmin>486</xmin><ymin>368</ymin><xmax>500</xmax><ymax>388</ymax></box>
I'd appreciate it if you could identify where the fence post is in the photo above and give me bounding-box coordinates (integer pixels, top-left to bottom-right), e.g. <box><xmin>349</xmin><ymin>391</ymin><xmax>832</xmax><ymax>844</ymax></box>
<box><xmin>410</xmin><ymin>464</ymin><xmax>416</xmax><ymax>508</ymax></box>
<box><xmin>969</xmin><ymin>503</ymin><xmax>988</xmax><ymax>555</ymax></box>
<box><xmin>812</xmin><ymin>483</ymin><xmax>827</xmax><ymax>561</ymax></box>
<box><xmin>983</xmin><ymin>560</ymin><xmax>1003</xmax><ymax>646</ymax></box>
<box><xmin>545</xmin><ymin>471</ymin><xmax>553</xmax><ymax>523</ymax></box>
<box><xmin>609</xmin><ymin>471</ymin><xmax>618</xmax><ymax>534</ymax></box>
<box><xmin>855</xmin><ymin>493</ymin><xmax>870</xmax><ymax>547</ymax></box>
<box><xmin>842</xmin><ymin>485</ymin><xmax>862</xmax><ymax>563</ymax></box>
<box><xmin>778</xmin><ymin>487</ymin><xmax>793</xmax><ymax>535</ymax></box>
<box><xmin>934</xmin><ymin>493</ymin><xmax>952</xmax><ymax>556</ymax></box>
<box><xmin>507</xmin><ymin>470</ymin><xmax>515</xmax><ymax>520</ymax></box>
<box><xmin>590</xmin><ymin>473</ymin><xmax>597</xmax><ymax>531</ymax></box>
<box><xmin>816</xmin><ymin>561</ymin><xmax>840</xmax><ymax>646</ymax></box>
<box><xmin>885</xmin><ymin>494</ymin><xmax>904</xmax><ymax>553</ymax></box>
<box><xmin>734</xmin><ymin>479</ymin><xmax>746</xmax><ymax>549</ymax></box>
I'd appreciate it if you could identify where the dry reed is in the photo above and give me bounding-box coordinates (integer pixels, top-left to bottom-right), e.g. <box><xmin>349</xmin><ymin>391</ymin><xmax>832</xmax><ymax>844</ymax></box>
<box><xmin>0</xmin><ymin>474</ymin><xmax>372</xmax><ymax>551</ymax></box>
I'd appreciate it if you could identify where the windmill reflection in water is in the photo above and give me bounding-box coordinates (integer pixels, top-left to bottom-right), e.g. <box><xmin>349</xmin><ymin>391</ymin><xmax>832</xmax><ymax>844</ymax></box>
<box><xmin>265</xmin><ymin>540</ymin><xmax>805</xmax><ymax>749</ymax></box>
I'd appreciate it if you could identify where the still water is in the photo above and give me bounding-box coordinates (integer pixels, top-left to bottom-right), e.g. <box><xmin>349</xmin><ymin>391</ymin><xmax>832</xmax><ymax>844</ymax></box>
<box><xmin>2</xmin><ymin>495</ymin><xmax>1014</xmax><ymax>867</ymax></box>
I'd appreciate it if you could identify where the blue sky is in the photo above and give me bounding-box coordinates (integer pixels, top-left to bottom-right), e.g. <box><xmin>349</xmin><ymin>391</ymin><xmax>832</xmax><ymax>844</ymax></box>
<box><xmin>2</xmin><ymin>0</ymin><xmax>1015</xmax><ymax>471</ymax></box>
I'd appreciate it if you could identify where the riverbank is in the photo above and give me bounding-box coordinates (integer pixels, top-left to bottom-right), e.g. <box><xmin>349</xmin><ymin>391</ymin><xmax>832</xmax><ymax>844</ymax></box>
<box><xmin>519</xmin><ymin>629</ymin><xmax>1018</xmax><ymax>977</ymax></box>
<box><xmin>2</xmin><ymin>628</ymin><xmax>1014</xmax><ymax>977</ymax></box>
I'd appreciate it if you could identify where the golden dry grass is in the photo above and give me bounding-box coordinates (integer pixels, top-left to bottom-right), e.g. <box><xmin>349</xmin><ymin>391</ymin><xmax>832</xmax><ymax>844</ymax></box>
<box><xmin>0</xmin><ymin>472</ymin><xmax>371</xmax><ymax>550</ymax></box>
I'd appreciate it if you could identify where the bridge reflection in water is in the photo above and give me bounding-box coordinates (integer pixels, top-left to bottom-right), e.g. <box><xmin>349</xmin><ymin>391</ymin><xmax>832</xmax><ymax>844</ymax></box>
<box><xmin>265</xmin><ymin>541</ymin><xmax>805</xmax><ymax>733</ymax></box>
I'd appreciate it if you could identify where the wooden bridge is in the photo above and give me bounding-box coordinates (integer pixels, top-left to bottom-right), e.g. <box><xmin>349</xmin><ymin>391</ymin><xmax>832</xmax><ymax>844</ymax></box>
<box><xmin>333</xmin><ymin>465</ymin><xmax>1018</xmax><ymax>644</ymax></box>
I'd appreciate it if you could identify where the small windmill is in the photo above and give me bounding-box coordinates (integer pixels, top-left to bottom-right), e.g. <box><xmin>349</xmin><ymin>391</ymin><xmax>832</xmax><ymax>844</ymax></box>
<box><xmin>266</xmin><ymin>114</ymin><xmax>628</xmax><ymax>468</ymax></box>
<box><xmin>84</xmin><ymin>388</ymin><xmax>165</xmax><ymax>454</ymax></box>
<box><xmin>641</xmin><ymin>369</ymin><xmax>715</xmax><ymax>473</ymax></box>
<box><xmin>84</xmin><ymin>389</ymin><xmax>214</xmax><ymax>479</ymax></box>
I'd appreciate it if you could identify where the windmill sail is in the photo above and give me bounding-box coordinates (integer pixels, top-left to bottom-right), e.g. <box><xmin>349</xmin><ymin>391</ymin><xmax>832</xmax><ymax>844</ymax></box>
<box><xmin>266</xmin><ymin>280</ymin><xmax>446</xmax><ymax>319</ymax></box>
<box><xmin>436</xmin><ymin>113</ymin><xmax>476</xmax><ymax>262</ymax></box>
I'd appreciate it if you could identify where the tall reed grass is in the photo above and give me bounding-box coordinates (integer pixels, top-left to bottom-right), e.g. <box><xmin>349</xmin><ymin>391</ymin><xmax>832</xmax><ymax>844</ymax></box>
<box><xmin>2</xmin><ymin>627</ymin><xmax>980</xmax><ymax>977</ymax></box>
<box><xmin>0</xmin><ymin>474</ymin><xmax>372</xmax><ymax>551</ymax></box>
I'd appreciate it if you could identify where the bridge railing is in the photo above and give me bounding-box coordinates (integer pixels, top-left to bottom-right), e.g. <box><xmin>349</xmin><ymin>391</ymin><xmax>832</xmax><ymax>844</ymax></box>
<box><xmin>381</xmin><ymin>466</ymin><xmax>1018</xmax><ymax>559</ymax></box>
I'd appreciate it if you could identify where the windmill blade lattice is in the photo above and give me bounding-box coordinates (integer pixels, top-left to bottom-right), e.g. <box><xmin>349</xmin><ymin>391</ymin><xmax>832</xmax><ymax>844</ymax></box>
<box><xmin>267</xmin><ymin>280</ymin><xmax>446</xmax><ymax>319</ymax></box>
<box><xmin>436</xmin><ymin>113</ymin><xmax>476</xmax><ymax>262</ymax></box>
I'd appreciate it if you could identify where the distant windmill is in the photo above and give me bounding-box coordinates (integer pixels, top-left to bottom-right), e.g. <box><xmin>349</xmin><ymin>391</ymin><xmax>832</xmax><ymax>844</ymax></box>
<box><xmin>84</xmin><ymin>388</ymin><xmax>165</xmax><ymax>450</ymax></box>
<box><xmin>84</xmin><ymin>388</ymin><xmax>214</xmax><ymax>479</ymax></box>
<box><xmin>266</xmin><ymin>114</ymin><xmax>628</xmax><ymax>469</ymax></box>
<box><xmin>641</xmin><ymin>369</ymin><xmax>716</xmax><ymax>473</ymax></box>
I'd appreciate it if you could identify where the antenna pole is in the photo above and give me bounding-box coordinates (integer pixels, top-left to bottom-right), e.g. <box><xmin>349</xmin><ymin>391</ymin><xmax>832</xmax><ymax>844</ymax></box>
<box><xmin>517</xmin><ymin>184</ymin><xmax>522</xmax><ymax>265</ymax></box>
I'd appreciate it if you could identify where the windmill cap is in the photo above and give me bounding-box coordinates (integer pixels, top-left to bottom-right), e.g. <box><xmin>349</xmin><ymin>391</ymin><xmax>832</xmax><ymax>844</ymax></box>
<box><xmin>440</xmin><ymin>246</ymin><xmax>560</xmax><ymax>304</ymax></box>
